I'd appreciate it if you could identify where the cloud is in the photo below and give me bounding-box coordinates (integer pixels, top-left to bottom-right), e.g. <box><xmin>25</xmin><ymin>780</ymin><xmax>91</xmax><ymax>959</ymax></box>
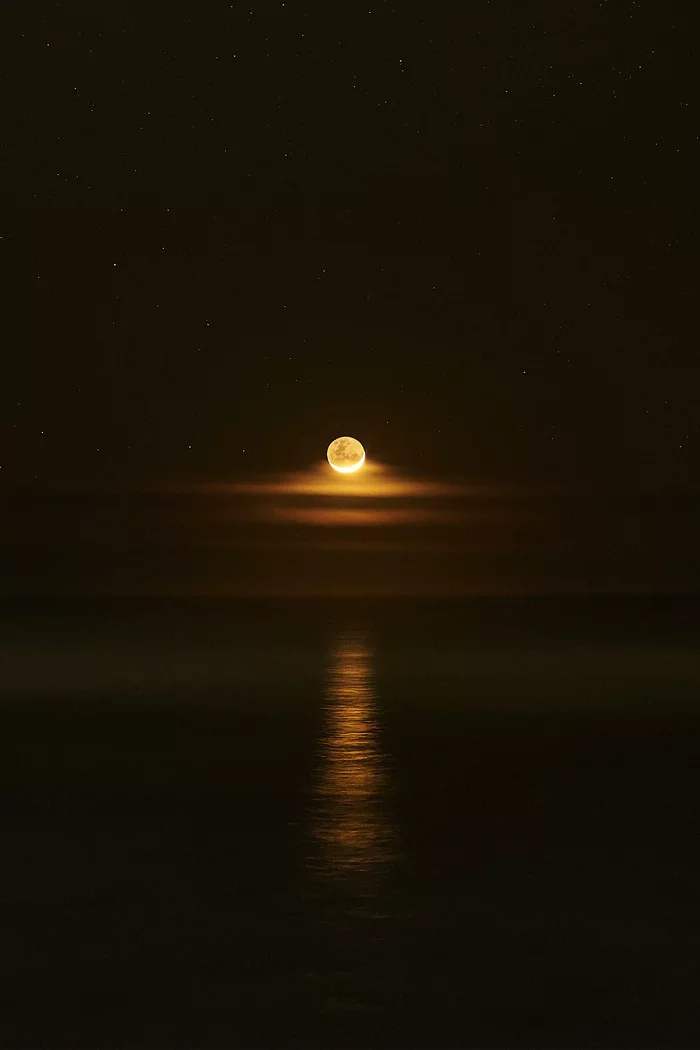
<box><xmin>263</xmin><ymin>506</ymin><xmax>462</xmax><ymax>526</ymax></box>
<box><xmin>166</xmin><ymin>460</ymin><xmax>507</xmax><ymax>528</ymax></box>
<box><xmin>187</xmin><ymin>461</ymin><xmax>474</xmax><ymax>499</ymax></box>
<box><xmin>1</xmin><ymin>471</ymin><xmax>697</xmax><ymax>595</ymax></box>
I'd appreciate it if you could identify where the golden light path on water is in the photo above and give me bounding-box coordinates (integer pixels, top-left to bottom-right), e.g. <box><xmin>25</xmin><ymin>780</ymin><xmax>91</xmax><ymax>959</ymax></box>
<box><xmin>310</xmin><ymin>632</ymin><xmax>396</xmax><ymax>884</ymax></box>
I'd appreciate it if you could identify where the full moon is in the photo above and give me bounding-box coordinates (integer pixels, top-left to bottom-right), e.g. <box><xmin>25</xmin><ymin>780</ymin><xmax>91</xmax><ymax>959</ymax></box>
<box><xmin>327</xmin><ymin>436</ymin><xmax>366</xmax><ymax>473</ymax></box>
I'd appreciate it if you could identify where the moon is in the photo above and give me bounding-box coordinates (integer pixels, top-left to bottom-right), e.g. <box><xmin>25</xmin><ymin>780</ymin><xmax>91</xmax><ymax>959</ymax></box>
<box><xmin>327</xmin><ymin>436</ymin><xmax>366</xmax><ymax>473</ymax></box>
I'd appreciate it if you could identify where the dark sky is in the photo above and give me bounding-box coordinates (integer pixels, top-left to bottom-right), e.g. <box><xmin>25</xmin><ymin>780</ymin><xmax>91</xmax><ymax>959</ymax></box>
<box><xmin>2</xmin><ymin>2</ymin><xmax>697</xmax><ymax>594</ymax></box>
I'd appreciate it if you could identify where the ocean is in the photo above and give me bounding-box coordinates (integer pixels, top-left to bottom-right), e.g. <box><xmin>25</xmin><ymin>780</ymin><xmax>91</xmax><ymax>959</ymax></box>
<box><xmin>1</xmin><ymin>597</ymin><xmax>698</xmax><ymax>1047</ymax></box>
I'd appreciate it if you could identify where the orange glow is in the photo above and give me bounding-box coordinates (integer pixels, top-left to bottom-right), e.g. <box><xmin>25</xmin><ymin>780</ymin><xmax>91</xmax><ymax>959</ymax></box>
<box><xmin>191</xmin><ymin>461</ymin><xmax>472</xmax><ymax>498</ymax></box>
<box><xmin>168</xmin><ymin>461</ymin><xmax>490</xmax><ymax>529</ymax></box>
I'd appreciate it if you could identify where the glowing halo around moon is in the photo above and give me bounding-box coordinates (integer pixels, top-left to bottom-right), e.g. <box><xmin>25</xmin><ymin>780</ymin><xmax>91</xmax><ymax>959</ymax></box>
<box><xmin>326</xmin><ymin>436</ymin><xmax>366</xmax><ymax>473</ymax></box>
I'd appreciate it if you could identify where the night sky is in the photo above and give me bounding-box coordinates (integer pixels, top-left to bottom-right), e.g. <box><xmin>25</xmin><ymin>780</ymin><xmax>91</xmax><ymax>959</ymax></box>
<box><xmin>2</xmin><ymin>2</ymin><xmax>697</xmax><ymax>594</ymax></box>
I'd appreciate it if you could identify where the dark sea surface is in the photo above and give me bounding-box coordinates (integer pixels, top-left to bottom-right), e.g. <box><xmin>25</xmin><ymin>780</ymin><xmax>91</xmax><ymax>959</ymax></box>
<box><xmin>1</xmin><ymin>597</ymin><xmax>698</xmax><ymax>1048</ymax></box>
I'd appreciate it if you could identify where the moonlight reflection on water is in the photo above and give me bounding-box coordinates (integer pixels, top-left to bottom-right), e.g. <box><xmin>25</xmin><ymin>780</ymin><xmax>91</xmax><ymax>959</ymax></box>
<box><xmin>309</xmin><ymin>631</ymin><xmax>397</xmax><ymax>890</ymax></box>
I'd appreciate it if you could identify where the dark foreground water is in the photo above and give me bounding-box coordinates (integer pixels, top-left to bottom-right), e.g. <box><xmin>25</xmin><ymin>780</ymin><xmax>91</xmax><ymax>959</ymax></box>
<box><xmin>1</xmin><ymin>597</ymin><xmax>699</xmax><ymax>1048</ymax></box>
